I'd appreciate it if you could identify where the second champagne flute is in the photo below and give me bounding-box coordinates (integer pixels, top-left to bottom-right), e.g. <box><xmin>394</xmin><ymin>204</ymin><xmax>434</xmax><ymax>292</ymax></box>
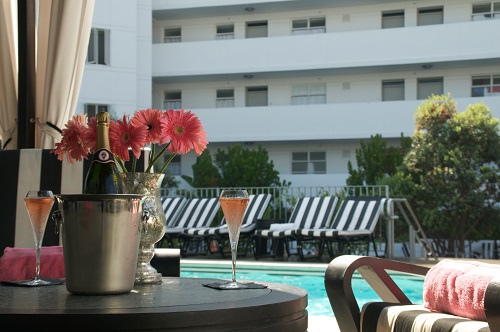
<box><xmin>23</xmin><ymin>190</ymin><xmax>54</xmax><ymax>285</ymax></box>
<box><xmin>218</xmin><ymin>189</ymin><xmax>249</xmax><ymax>289</ymax></box>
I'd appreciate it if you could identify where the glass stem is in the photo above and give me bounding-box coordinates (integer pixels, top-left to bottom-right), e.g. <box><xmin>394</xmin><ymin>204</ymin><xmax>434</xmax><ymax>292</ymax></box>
<box><xmin>231</xmin><ymin>240</ymin><xmax>238</xmax><ymax>282</ymax></box>
<box><xmin>35</xmin><ymin>243</ymin><xmax>41</xmax><ymax>281</ymax></box>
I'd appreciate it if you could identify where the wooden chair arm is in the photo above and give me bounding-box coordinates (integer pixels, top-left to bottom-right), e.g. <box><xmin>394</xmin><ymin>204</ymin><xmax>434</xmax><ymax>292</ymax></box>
<box><xmin>485</xmin><ymin>276</ymin><xmax>500</xmax><ymax>331</ymax></box>
<box><xmin>324</xmin><ymin>255</ymin><xmax>429</xmax><ymax>332</ymax></box>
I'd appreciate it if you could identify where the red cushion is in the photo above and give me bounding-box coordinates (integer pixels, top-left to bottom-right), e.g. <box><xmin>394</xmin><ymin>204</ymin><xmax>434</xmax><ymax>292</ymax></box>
<box><xmin>0</xmin><ymin>246</ymin><xmax>65</xmax><ymax>281</ymax></box>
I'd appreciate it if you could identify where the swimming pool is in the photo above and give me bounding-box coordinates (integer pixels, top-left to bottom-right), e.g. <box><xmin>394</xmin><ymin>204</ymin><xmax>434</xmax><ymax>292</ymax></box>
<box><xmin>180</xmin><ymin>260</ymin><xmax>424</xmax><ymax>317</ymax></box>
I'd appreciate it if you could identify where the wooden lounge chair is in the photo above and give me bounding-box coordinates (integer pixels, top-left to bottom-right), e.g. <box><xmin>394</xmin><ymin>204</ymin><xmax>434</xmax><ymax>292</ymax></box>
<box><xmin>294</xmin><ymin>196</ymin><xmax>386</xmax><ymax>257</ymax></box>
<box><xmin>325</xmin><ymin>255</ymin><xmax>500</xmax><ymax>332</ymax></box>
<box><xmin>179</xmin><ymin>193</ymin><xmax>272</xmax><ymax>257</ymax></box>
<box><xmin>160</xmin><ymin>197</ymin><xmax>220</xmax><ymax>252</ymax></box>
<box><xmin>253</xmin><ymin>196</ymin><xmax>338</xmax><ymax>260</ymax></box>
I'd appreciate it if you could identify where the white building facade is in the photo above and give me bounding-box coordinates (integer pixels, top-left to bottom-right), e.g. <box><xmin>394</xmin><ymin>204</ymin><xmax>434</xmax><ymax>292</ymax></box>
<box><xmin>78</xmin><ymin>0</ymin><xmax>500</xmax><ymax>187</ymax></box>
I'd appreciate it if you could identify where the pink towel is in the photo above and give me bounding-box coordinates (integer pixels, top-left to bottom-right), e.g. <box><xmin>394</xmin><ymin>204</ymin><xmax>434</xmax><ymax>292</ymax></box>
<box><xmin>423</xmin><ymin>259</ymin><xmax>499</xmax><ymax>321</ymax></box>
<box><xmin>0</xmin><ymin>246</ymin><xmax>65</xmax><ymax>282</ymax></box>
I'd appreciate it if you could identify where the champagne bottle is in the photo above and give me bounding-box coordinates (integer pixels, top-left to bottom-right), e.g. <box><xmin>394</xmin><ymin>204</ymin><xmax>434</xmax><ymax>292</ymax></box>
<box><xmin>84</xmin><ymin>111</ymin><xmax>124</xmax><ymax>194</ymax></box>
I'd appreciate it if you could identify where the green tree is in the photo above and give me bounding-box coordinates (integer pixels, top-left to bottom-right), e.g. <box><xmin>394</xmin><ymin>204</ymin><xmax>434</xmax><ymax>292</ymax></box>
<box><xmin>403</xmin><ymin>94</ymin><xmax>500</xmax><ymax>255</ymax></box>
<box><xmin>215</xmin><ymin>144</ymin><xmax>281</xmax><ymax>187</ymax></box>
<box><xmin>189</xmin><ymin>149</ymin><xmax>221</xmax><ymax>187</ymax></box>
<box><xmin>346</xmin><ymin>134</ymin><xmax>411</xmax><ymax>185</ymax></box>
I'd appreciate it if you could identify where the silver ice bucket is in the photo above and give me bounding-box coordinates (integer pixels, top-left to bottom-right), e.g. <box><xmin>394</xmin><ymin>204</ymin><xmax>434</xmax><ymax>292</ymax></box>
<box><xmin>54</xmin><ymin>194</ymin><xmax>143</xmax><ymax>295</ymax></box>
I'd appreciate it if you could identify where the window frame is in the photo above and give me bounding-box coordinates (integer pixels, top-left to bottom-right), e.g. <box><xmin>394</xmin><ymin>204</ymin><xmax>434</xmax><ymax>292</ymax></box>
<box><xmin>87</xmin><ymin>28</ymin><xmax>110</xmax><ymax>65</ymax></box>
<box><xmin>84</xmin><ymin>104</ymin><xmax>110</xmax><ymax>118</ymax></box>
<box><xmin>292</xmin><ymin>151</ymin><xmax>326</xmax><ymax>175</ymax></box>
<box><xmin>417</xmin><ymin>77</ymin><xmax>444</xmax><ymax>100</ymax></box>
<box><xmin>382</xmin><ymin>79</ymin><xmax>405</xmax><ymax>101</ymax></box>
<box><xmin>291</xmin><ymin>83</ymin><xmax>326</xmax><ymax>105</ymax></box>
<box><xmin>472</xmin><ymin>2</ymin><xmax>500</xmax><ymax>21</ymax></box>
<box><xmin>417</xmin><ymin>6</ymin><xmax>444</xmax><ymax>26</ymax></box>
<box><xmin>292</xmin><ymin>17</ymin><xmax>326</xmax><ymax>35</ymax></box>
<box><xmin>216</xmin><ymin>89</ymin><xmax>235</xmax><ymax>108</ymax></box>
<box><xmin>164</xmin><ymin>27</ymin><xmax>181</xmax><ymax>43</ymax></box>
<box><xmin>382</xmin><ymin>10</ymin><xmax>405</xmax><ymax>29</ymax></box>
<box><xmin>216</xmin><ymin>24</ymin><xmax>235</xmax><ymax>40</ymax></box>
<box><xmin>471</xmin><ymin>74</ymin><xmax>500</xmax><ymax>97</ymax></box>
<box><xmin>164</xmin><ymin>90</ymin><xmax>182</xmax><ymax>110</ymax></box>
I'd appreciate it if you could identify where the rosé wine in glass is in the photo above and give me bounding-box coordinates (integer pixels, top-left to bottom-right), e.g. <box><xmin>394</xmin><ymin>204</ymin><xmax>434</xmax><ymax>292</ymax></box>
<box><xmin>23</xmin><ymin>190</ymin><xmax>54</xmax><ymax>286</ymax></box>
<box><xmin>218</xmin><ymin>189</ymin><xmax>249</xmax><ymax>289</ymax></box>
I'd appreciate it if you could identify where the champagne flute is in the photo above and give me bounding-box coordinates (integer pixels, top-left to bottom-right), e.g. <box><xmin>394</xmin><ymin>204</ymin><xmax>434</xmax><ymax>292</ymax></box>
<box><xmin>218</xmin><ymin>189</ymin><xmax>249</xmax><ymax>289</ymax></box>
<box><xmin>23</xmin><ymin>190</ymin><xmax>54</xmax><ymax>285</ymax></box>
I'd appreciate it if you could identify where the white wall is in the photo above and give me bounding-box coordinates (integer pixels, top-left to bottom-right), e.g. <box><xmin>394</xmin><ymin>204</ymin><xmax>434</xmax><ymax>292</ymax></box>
<box><xmin>78</xmin><ymin>0</ymin><xmax>152</xmax><ymax>118</ymax></box>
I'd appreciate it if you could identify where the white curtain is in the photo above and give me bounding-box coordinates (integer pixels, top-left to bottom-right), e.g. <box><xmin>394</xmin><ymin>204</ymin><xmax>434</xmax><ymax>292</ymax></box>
<box><xmin>0</xmin><ymin>0</ymin><xmax>18</xmax><ymax>150</ymax></box>
<box><xmin>36</xmin><ymin>0</ymin><xmax>94</xmax><ymax>148</ymax></box>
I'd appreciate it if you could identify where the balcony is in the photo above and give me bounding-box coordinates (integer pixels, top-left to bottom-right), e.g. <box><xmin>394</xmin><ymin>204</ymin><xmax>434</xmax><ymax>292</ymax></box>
<box><xmin>153</xmin><ymin>20</ymin><xmax>500</xmax><ymax>83</ymax></box>
<box><xmin>187</xmin><ymin>96</ymin><xmax>500</xmax><ymax>143</ymax></box>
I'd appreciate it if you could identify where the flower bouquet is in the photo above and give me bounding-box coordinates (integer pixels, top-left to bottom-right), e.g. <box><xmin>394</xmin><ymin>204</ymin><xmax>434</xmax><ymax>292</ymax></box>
<box><xmin>51</xmin><ymin>108</ymin><xmax>208</xmax><ymax>173</ymax></box>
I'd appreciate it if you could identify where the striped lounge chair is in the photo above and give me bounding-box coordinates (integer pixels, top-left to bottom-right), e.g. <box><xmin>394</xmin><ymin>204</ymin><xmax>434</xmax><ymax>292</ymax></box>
<box><xmin>253</xmin><ymin>196</ymin><xmax>338</xmax><ymax>260</ymax></box>
<box><xmin>156</xmin><ymin>197</ymin><xmax>187</xmax><ymax>248</ymax></box>
<box><xmin>160</xmin><ymin>197</ymin><xmax>220</xmax><ymax>252</ymax></box>
<box><xmin>294</xmin><ymin>196</ymin><xmax>386</xmax><ymax>257</ymax></box>
<box><xmin>325</xmin><ymin>255</ymin><xmax>499</xmax><ymax>332</ymax></box>
<box><xmin>180</xmin><ymin>193</ymin><xmax>272</xmax><ymax>257</ymax></box>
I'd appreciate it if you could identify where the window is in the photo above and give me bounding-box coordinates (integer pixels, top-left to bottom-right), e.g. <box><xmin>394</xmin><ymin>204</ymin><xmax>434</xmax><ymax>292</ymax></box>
<box><xmin>382</xmin><ymin>10</ymin><xmax>404</xmax><ymax>28</ymax></box>
<box><xmin>472</xmin><ymin>2</ymin><xmax>500</xmax><ymax>20</ymax></box>
<box><xmin>472</xmin><ymin>75</ymin><xmax>500</xmax><ymax>96</ymax></box>
<box><xmin>216</xmin><ymin>24</ymin><xmax>234</xmax><ymax>40</ymax></box>
<box><xmin>292</xmin><ymin>84</ymin><xmax>326</xmax><ymax>105</ymax></box>
<box><xmin>87</xmin><ymin>28</ymin><xmax>110</xmax><ymax>65</ymax></box>
<box><xmin>246</xmin><ymin>86</ymin><xmax>268</xmax><ymax>106</ymax></box>
<box><xmin>164</xmin><ymin>91</ymin><xmax>182</xmax><ymax>109</ymax></box>
<box><xmin>164</xmin><ymin>153</ymin><xmax>181</xmax><ymax>176</ymax></box>
<box><xmin>382</xmin><ymin>80</ymin><xmax>404</xmax><ymax>101</ymax></box>
<box><xmin>246</xmin><ymin>21</ymin><xmax>267</xmax><ymax>38</ymax></box>
<box><xmin>84</xmin><ymin>104</ymin><xmax>109</xmax><ymax>118</ymax></box>
<box><xmin>292</xmin><ymin>152</ymin><xmax>326</xmax><ymax>174</ymax></box>
<box><xmin>164</xmin><ymin>27</ymin><xmax>181</xmax><ymax>43</ymax></box>
<box><xmin>292</xmin><ymin>17</ymin><xmax>326</xmax><ymax>35</ymax></box>
<box><xmin>417</xmin><ymin>77</ymin><xmax>443</xmax><ymax>99</ymax></box>
<box><xmin>417</xmin><ymin>7</ymin><xmax>443</xmax><ymax>26</ymax></box>
<box><xmin>216</xmin><ymin>89</ymin><xmax>235</xmax><ymax>108</ymax></box>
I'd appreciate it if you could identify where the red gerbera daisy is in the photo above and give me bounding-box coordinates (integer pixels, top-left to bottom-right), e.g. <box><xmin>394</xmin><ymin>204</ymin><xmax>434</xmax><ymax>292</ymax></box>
<box><xmin>160</xmin><ymin>109</ymin><xmax>208</xmax><ymax>155</ymax></box>
<box><xmin>109</xmin><ymin>115</ymin><xmax>148</xmax><ymax>161</ymax></box>
<box><xmin>130</xmin><ymin>108</ymin><xmax>164</xmax><ymax>144</ymax></box>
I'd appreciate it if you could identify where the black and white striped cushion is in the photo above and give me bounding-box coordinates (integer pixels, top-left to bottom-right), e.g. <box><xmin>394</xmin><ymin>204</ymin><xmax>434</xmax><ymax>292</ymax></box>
<box><xmin>165</xmin><ymin>198</ymin><xmax>220</xmax><ymax>235</ymax></box>
<box><xmin>254</xmin><ymin>196</ymin><xmax>337</xmax><ymax>238</ymax></box>
<box><xmin>293</xmin><ymin>196</ymin><xmax>384</xmax><ymax>239</ymax></box>
<box><xmin>182</xmin><ymin>194</ymin><xmax>272</xmax><ymax>236</ymax></box>
<box><xmin>361</xmin><ymin>302</ymin><xmax>490</xmax><ymax>332</ymax></box>
<box><xmin>161</xmin><ymin>197</ymin><xmax>187</xmax><ymax>227</ymax></box>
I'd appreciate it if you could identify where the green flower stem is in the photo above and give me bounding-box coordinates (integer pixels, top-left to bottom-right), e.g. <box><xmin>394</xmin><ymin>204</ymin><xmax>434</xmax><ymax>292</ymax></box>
<box><xmin>115</xmin><ymin>156</ymin><xmax>127</xmax><ymax>173</ymax></box>
<box><xmin>145</xmin><ymin>142</ymin><xmax>171</xmax><ymax>173</ymax></box>
<box><xmin>158</xmin><ymin>153</ymin><xmax>176</xmax><ymax>174</ymax></box>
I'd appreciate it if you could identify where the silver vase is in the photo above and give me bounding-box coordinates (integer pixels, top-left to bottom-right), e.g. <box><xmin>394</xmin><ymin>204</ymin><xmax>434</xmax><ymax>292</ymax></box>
<box><xmin>121</xmin><ymin>172</ymin><xmax>166</xmax><ymax>284</ymax></box>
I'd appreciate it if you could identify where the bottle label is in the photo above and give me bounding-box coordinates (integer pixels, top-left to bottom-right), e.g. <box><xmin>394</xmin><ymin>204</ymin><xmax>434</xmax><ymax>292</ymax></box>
<box><xmin>95</xmin><ymin>148</ymin><xmax>115</xmax><ymax>164</ymax></box>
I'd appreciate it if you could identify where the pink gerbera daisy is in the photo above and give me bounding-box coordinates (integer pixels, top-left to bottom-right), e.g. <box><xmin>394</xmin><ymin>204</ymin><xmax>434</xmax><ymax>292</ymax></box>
<box><xmin>160</xmin><ymin>109</ymin><xmax>208</xmax><ymax>155</ymax></box>
<box><xmin>50</xmin><ymin>114</ymin><xmax>90</xmax><ymax>163</ymax></box>
<box><xmin>81</xmin><ymin>117</ymin><xmax>97</xmax><ymax>153</ymax></box>
<box><xmin>130</xmin><ymin>108</ymin><xmax>164</xmax><ymax>144</ymax></box>
<box><xmin>109</xmin><ymin>115</ymin><xmax>148</xmax><ymax>161</ymax></box>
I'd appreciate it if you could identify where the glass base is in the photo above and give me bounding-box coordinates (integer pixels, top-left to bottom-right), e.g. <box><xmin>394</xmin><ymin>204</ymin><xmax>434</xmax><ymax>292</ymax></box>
<box><xmin>216</xmin><ymin>281</ymin><xmax>247</xmax><ymax>289</ymax></box>
<box><xmin>21</xmin><ymin>277</ymin><xmax>56</xmax><ymax>286</ymax></box>
<box><xmin>134</xmin><ymin>263</ymin><xmax>162</xmax><ymax>285</ymax></box>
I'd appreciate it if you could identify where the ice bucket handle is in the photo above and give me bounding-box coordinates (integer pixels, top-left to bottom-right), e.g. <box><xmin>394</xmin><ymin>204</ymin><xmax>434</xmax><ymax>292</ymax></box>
<box><xmin>142</xmin><ymin>210</ymin><xmax>150</xmax><ymax>235</ymax></box>
<box><xmin>52</xmin><ymin>210</ymin><xmax>62</xmax><ymax>235</ymax></box>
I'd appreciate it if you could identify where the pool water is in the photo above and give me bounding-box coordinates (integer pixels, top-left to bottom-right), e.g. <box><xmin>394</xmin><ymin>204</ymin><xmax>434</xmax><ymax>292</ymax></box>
<box><xmin>181</xmin><ymin>269</ymin><xmax>424</xmax><ymax>317</ymax></box>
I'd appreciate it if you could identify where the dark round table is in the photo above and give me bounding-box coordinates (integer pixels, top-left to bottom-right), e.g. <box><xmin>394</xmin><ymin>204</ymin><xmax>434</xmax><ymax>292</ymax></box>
<box><xmin>0</xmin><ymin>277</ymin><xmax>308</xmax><ymax>331</ymax></box>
